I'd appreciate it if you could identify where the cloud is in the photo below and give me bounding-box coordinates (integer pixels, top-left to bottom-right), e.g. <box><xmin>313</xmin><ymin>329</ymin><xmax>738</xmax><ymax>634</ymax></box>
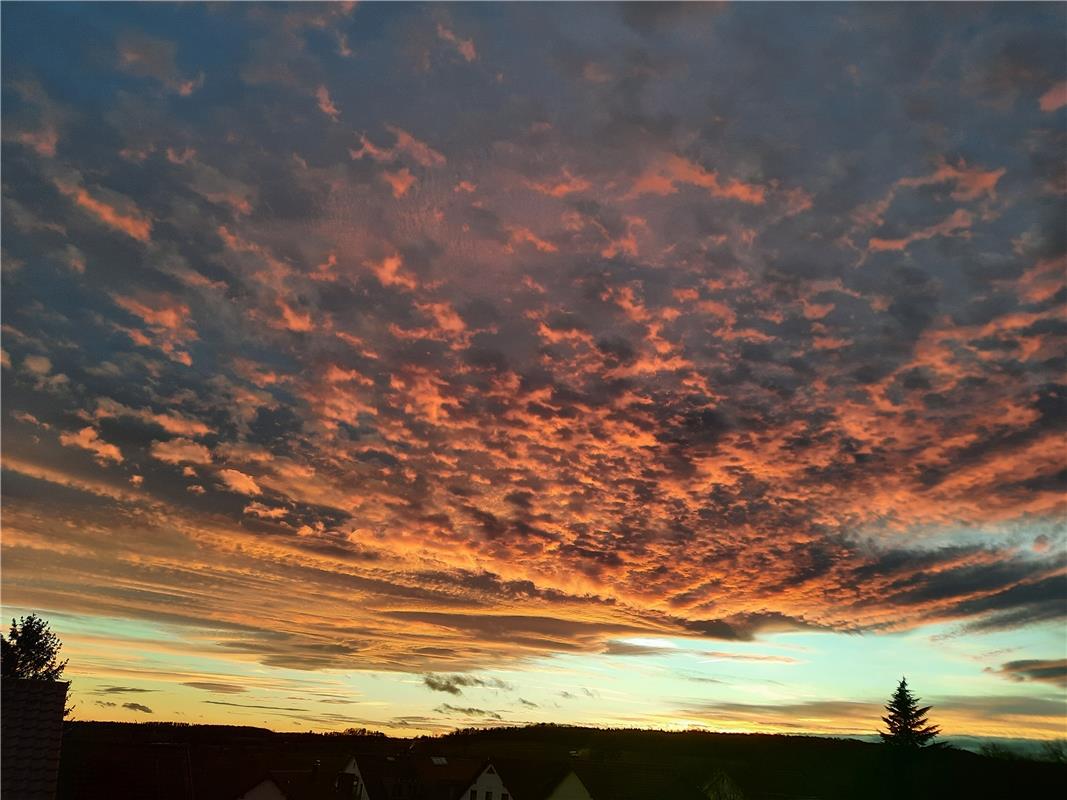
<box><xmin>122</xmin><ymin>702</ymin><xmax>154</xmax><ymax>713</ymax></box>
<box><xmin>181</xmin><ymin>681</ymin><xmax>248</xmax><ymax>694</ymax></box>
<box><xmin>217</xmin><ymin>469</ymin><xmax>262</xmax><ymax>496</ymax></box>
<box><xmin>989</xmin><ymin>659</ymin><xmax>1067</xmax><ymax>687</ymax></box>
<box><xmin>111</xmin><ymin>293</ymin><xmax>196</xmax><ymax>364</ymax></box>
<box><xmin>625</xmin><ymin>154</ymin><xmax>766</xmax><ymax>204</ymax></box>
<box><xmin>350</xmin><ymin>125</ymin><xmax>446</xmax><ymax>168</ymax></box>
<box><xmin>868</xmin><ymin>209</ymin><xmax>974</xmax><ymax>252</ymax></box>
<box><xmin>22</xmin><ymin>355</ymin><xmax>52</xmax><ymax>376</ymax></box>
<box><xmin>436</xmin><ymin>23</ymin><xmax>477</xmax><ymax>62</ymax></box>
<box><xmin>116</xmin><ymin>31</ymin><xmax>203</xmax><ymax>95</ymax></box>
<box><xmin>1039</xmin><ymin>80</ymin><xmax>1067</xmax><ymax>112</ymax></box>
<box><xmin>422</xmin><ymin>674</ymin><xmax>513</xmax><ymax>695</ymax></box>
<box><xmin>149</xmin><ymin>438</ymin><xmax>213</xmax><ymax>465</ymax></box>
<box><xmin>315</xmin><ymin>85</ymin><xmax>340</xmax><ymax>121</ymax></box>
<box><xmin>94</xmin><ymin>398</ymin><xmax>212</xmax><ymax>438</ymax></box>
<box><xmin>435</xmin><ymin>704</ymin><xmax>501</xmax><ymax>720</ymax></box>
<box><xmin>59</xmin><ymin>427</ymin><xmax>124</xmax><ymax>464</ymax></box>
<box><xmin>54</xmin><ymin>178</ymin><xmax>152</xmax><ymax>242</ymax></box>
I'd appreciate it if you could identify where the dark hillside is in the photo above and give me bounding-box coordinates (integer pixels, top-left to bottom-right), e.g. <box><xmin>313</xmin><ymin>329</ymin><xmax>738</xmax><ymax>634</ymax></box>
<box><xmin>56</xmin><ymin>722</ymin><xmax>1066</xmax><ymax>800</ymax></box>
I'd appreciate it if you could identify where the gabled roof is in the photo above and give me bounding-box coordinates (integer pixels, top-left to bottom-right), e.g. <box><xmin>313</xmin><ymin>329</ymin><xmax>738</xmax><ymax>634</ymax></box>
<box><xmin>349</xmin><ymin>753</ymin><xmax>484</xmax><ymax>800</ymax></box>
<box><xmin>487</xmin><ymin>759</ymin><xmax>579</xmax><ymax>800</ymax></box>
<box><xmin>1</xmin><ymin>678</ymin><xmax>69</xmax><ymax>800</ymax></box>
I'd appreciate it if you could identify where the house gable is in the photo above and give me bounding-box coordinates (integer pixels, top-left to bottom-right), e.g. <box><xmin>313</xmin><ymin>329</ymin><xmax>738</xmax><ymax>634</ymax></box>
<box><xmin>460</xmin><ymin>763</ymin><xmax>513</xmax><ymax>800</ymax></box>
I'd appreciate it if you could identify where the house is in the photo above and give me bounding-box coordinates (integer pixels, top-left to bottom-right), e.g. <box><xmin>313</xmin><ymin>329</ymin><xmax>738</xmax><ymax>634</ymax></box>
<box><xmin>457</xmin><ymin>759</ymin><xmax>592</xmax><ymax>800</ymax></box>
<box><xmin>337</xmin><ymin>755</ymin><xmax>590</xmax><ymax>800</ymax></box>
<box><xmin>339</xmin><ymin>753</ymin><xmax>485</xmax><ymax>800</ymax></box>
<box><xmin>228</xmin><ymin>757</ymin><xmax>357</xmax><ymax>800</ymax></box>
<box><xmin>1</xmin><ymin>678</ymin><xmax>70</xmax><ymax>800</ymax></box>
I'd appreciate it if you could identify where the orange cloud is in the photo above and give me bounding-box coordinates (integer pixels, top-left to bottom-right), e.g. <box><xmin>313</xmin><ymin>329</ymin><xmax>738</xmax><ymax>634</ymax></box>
<box><xmin>868</xmin><ymin>209</ymin><xmax>973</xmax><ymax>252</ymax></box>
<box><xmin>382</xmin><ymin>168</ymin><xmax>416</xmax><ymax>198</ymax></box>
<box><xmin>218</xmin><ymin>468</ymin><xmax>262</xmax><ymax>496</ymax></box>
<box><xmin>626</xmin><ymin>154</ymin><xmax>766</xmax><ymax>204</ymax></box>
<box><xmin>898</xmin><ymin>157</ymin><xmax>1005</xmax><ymax>202</ymax></box>
<box><xmin>350</xmin><ymin>126</ymin><xmax>446</xmax><ymax>169</ymax></box>
<box><xmin>112</xmin><ymin>293</ymin><xmax>197</xmax><ymax>364</ymax></box>
<box><xmin>505</xmin><ymin>225</ymin><xmax>558</xmax><ymax>254</ymax></box>
<box><xmin>367</xmin><ymin>254</ymin><xmax>418</xmax><ymax>290</ymax></box>
<box><xmin>59</xmin><ymin>427</ymin><xmax>123</xmax><ymax>464</ymax></box>
<box><xmin>56</xmin><ymin>181</ymin><xmax>152</xmax><ymax>242</ymax></box>
<box><xmin>275</xmin><ymin>300</ymin><xmax>315</xmax><ymax>332</ymax></box>
<box><xmin>149</xmin><ymin>438</ymin><xmax>213</xmax><ymax>465</ymax></box>
<box><xmin>94</xmin><ymin>398</ymin><xmax>213</xmax><ymax>438</ymax></box>
<box><xmin>526</xmin><ymin>168</ymin><xmax>591</xmax><ymax>198</ymax></box>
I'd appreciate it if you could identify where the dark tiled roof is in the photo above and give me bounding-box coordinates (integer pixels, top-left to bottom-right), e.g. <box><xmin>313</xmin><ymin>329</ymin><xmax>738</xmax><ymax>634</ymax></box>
<box><xmin>1</xmin><ymin>678</ymin><xmax>69</xmax><ymax>800</ymax></box>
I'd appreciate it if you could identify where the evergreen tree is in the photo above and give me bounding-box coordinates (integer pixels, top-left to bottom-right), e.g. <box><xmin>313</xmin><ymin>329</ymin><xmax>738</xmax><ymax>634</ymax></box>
<box><xmin>1</xmin><ymin>614</ymin><xmax>69</xmax><ymax>681</ymax></box>
<box><xmin>880</xmin><ymin>676</ymin><xmax>939</xmax><ymax>747</ymax></box>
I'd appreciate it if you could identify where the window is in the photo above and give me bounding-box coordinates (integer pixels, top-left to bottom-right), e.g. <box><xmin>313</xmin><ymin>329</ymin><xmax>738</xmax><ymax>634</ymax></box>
<box><xmin>485</xmin><ymin>793</ymin><xmax>493</xmax><ymax>800</ymax></box>
<box><xmin>469</xmin><ymin>791</ymin><xmax>477</xmax><ymax>800</ymax></box>
<box><xmin>502</xmin><ymin>795</ymin><xmax>510</xmax><ymax>800</ymax></box>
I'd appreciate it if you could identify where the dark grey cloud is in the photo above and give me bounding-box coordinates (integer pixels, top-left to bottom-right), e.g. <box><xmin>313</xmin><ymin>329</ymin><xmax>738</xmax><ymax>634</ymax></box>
<box><xmin>988</xmin><ymin>659</ymin><xmax>1067</xmax><ymax>687</ymax></box>
<box><xmin>422</xmin><ymin>673</ymin><xmax>513</xmax><ymax>695</ymax></box>
<box><xmin>181</xmin><ymin>681</ymin><xmax>248</xmax><ymax>694</ymax></box>
<box><xmin>434</xmin><ymin>703</ymin><xmax>502</xmax><ymax>721</ymax></box>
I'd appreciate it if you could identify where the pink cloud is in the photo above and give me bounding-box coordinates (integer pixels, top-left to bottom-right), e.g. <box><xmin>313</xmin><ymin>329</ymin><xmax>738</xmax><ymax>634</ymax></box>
<box><xmin>436</xmin><ymin>22</ymin><xmax>477</xmax><ymax>62</ymax></box>
<box><xmin>1039</xmin><ymin>80</ymin><xmax>1067</xmax><ymax>112</ymax></box>
<box><xmin>315</xmin><ymin>85</ymin><xmax>340</xmax><ymax>121</ymax></box>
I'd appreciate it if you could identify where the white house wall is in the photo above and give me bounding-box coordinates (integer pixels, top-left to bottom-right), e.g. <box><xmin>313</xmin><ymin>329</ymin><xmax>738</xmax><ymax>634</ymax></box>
<box><xmin>343</xmin><ymin>757</ymin><xmax>372</xmax><ymax>800</ymax></box>
<box><xmin>462</xmin><ymin>765</ymin><xmax>511</xmax><ymax>800</ymax></box>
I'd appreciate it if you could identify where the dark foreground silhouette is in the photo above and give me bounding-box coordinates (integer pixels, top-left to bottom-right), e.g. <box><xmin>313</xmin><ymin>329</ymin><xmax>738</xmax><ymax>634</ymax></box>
<box><xmin>57</xmin><ymin>721</ymin><xmax>1065</xmax><ymax>800</ymax></box>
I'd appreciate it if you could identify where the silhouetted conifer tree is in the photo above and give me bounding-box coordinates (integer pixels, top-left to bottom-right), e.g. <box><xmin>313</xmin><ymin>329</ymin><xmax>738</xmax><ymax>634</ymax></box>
<box><xmin>880</xmin><ymin>676</ymin><xmax>939</xmax><ymax>747</ymax></box>
<box><xmin>2</xmin><ymin>614</ymin><xmax>72</xmax><ymax>716</ymax></box>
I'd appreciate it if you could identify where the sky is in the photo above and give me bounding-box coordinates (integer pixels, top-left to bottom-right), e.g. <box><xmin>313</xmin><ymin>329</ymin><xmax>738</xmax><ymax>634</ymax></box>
<box><xmin>1</xmin><ymin>2</ymin><xmax>1065</xmax><ymax>741</ymax></box>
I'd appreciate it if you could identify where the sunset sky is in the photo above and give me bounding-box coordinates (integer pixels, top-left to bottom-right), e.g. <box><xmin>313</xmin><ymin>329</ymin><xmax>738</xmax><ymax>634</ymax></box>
<box><xmin>2</xmin><ymin>2</ymin><xmax>1065</xmax><ymax>741</ymax></box>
